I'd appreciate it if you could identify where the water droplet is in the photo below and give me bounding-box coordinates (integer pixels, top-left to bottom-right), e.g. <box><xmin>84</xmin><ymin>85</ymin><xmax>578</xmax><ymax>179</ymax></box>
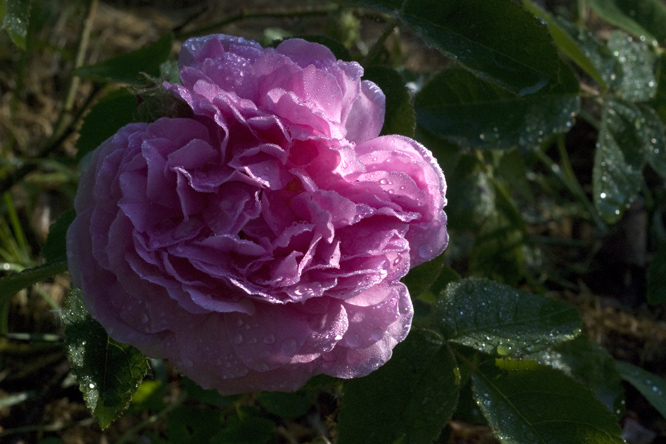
<box><xmin>370</xmin><ymin>329</ymin><xmax>383</xmax><ymax>341</ymax></box>
<box><xmin>264</xmin><ymin>334</ymin><xmax>276</xmax><ymax>344</ymax></box>
<box><xmin>232</xmin><ymin>334</ymin><xmax>244</xmax><ymax>345</ymax></box>
<box><xmin>418</xmin><ymin>244</ymin><xmax>432</xmax><ymax>259</ymax></box>
<box><xmin>281</xmin><ymin>338</ymin><xmax>298</xmax><ymax>355</ymax></box>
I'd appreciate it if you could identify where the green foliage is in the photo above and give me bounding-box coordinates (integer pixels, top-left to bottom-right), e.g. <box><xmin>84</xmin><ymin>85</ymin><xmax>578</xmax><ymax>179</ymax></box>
<box><xmin>74</xmin><ymin>33</ymin><xmax>173</xmax><ymax>85</ymax></box>
<box><xmin>75</xmin><ymin>89</ymin><xmax>139</xmax><ymax>161</ymax></box>
<box><xmin>63</xmin><ymin>288</ymin><xmax>149</xmax><ymax>429</ymax></box>
<box><xmin>5</xmin><ymin>0</ymin><xmax>666</xmax><ymax>441</ymax></box>
<box><xmin>0</xmin><ymin>261</ymin><xmax>67</xmax><ymax>303</ymax></box>
<box><xmin>471</xmin><ymin>361</ymin><xmax>625</xmax><ymax>444</ymax></box>
<box><xmin>415</xmin><ymin>67</ymin><xmax>579</xmax><ymax>149</ymax></box>
<box><xmin>434</xmin><ymin>278</ymin><xmax>581</xmax><ymax>355</ymax></box>
<box><xmin>1</xmin><ymin>0</ymin><xmax>31</xmax><ymax>49</ymax></box>
<box><xmin>337</xmin><ymin>329</ymin><xmax>460</xmax><ymax>444</ymax></box>
<box><xmin>530</xmin><ymin>335</ymin><xmax>626</xmax><ymax>417</ymax></box>
<box><xmin>41</xmin><ymin>208</ymin><xmax>75</xmax><ymax>264</ymax></box>
<box><xmin>615</xmin><ymin>361</ymin><xmax>666</xmax><ymax>421</ymax></box>
<box><xmin>364</xmin><ymin>65</ymin><xmax>416</xmax><ymax>138</ymax></box>
<box><xmin>587</xmin><ymin>0</ymin><xmax>666</xmax><ymax>45</ymax></box>
<box><xmin>647</xmin><ymin>242</ymin><xmax>666</xmax><ymax>305</ymax></box>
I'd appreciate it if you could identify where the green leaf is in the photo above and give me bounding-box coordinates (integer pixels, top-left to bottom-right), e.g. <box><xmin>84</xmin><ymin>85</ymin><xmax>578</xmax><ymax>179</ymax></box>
<box><xmin>607</xmin><ymin>31</ymin><xmax>657</xmax><ymax>103</ymax></box>
<box><xmin>647</xmin><ymin>242</ymin><xmax>666</xmax><ymax>305</ymax></box>
<box><xmin>41</xmin><ymin>208</ymin><xmax>75</xmax><ymax>264</ymax></box>
<box><xmin>415</xmin><ymin>68</ymin><xmax>579</xmax><ymax>149</ymax></box>
<box><xmin>2</xmin><ymin>0</ymin><xmax>31</xmax><ymax>50</ymax></box>
<box><xmin>63</xmin><ymin>288</ymin><xmax>149</xmax><ymax>429</ymax></box>
<box><xmin>257</xmin><ymin>391</ymin><xmax>310</xmax><ymax>419</ymax></box>
<box><xmin>76</xmin><ymin>89</ymin><xmax>138</xmax><ymax>161</ymax></box>
<box><xmin>468</xmin><ymin>183</ymin><xmax>526</xmax><ymax>286</ymax></box>
<box><xmin>337</xmin><ymin>329</ymin><xmax>460</xmax><ymax>444</ymax></box>
<box><xmin>587</xmin><ymin>0</ymin><xmax>666</xmax><ymax>45</ymax></box>
<box><xmin>0</xmin><ymin>261</ymin><xmax>68</xmax><ymax>303</ymax></box>
<box><xmin>522</xmin><ymin>1</ymin><xmax>607</xmax><ymax>89</ymax></box>
<box><xmin>654</xmin><ymin>54</ymin><xmax>666</xmax><ymax>123</ymax></box>
<box><xmin>402</xmin><ymin>251</ymin><xmax>445</xmax><ymax>297</ymax></box>
<box><xmin>168</xmin><ymin>405</ymin><xmax>225</xmax><ymax>444</ymax></box>
<box><xmin>400</xmin><ymin>0</ymin><xmax>578</xmax><ymax>95</ymax></box>
<box><xmin>434</xmin><ymin>278</ymin><xmax>581</xmax><ymax>355</ymax></box>
<box><xmin>445</xmin><ymin>155</ymin><xmax>495</xmax><ymax>230</ymax></box>
<box><xmin>615</xmin><ymin>360</ymin><xmax>666</xmax><ymax>420</ymax></box>
<box><xmin>529</xmin><ymin>336</ymin><xmax>625</xmax><ymax>417</ymax></box>
<box><xmin>74</xmin><ymin>33</ymin><xmax>173</xmax><ymax>85</ymax></box>
<box><xmin>210</xmin><ymin>414</ymin><xmax>275</xmax><ymax>444</ymax></box>
<box><xmin>472</xmin><ymin>361</ymin><xmax>625</xmax><ymax>444</ymax></box>
<box><xmin>593</xmin><ymin>98</ymin><xmax>649</xmax><ymax>223</ymax></box>
<box><xmin>363</xmin><ymin>65</ymin><xmax>415</xmax><ymax>138</ymax></box>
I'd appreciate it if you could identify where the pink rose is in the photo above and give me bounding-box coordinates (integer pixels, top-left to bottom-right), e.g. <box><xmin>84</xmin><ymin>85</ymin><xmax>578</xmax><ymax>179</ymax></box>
<box><xmin>66</xmin><ymin>34</ymin><xmax>448</xmax><ymax>394</ymax></box>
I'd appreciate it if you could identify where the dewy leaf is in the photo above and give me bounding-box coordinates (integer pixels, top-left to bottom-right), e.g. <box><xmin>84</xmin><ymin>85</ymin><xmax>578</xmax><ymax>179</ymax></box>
<box><xmin>615</xmin><ymin>360</ymin><xmax>666</xmax><ymax>420</ymax></box>
<box><xmin>0</xmin><ymin>261</ymin><xmax>68</xmax><ymax>304</ymax></box>
<box><xmin>41</xmin><ymin>208</ymin><xmax>75</xmax><ymax>264</ymax></box>
<box><xmin>363</xmin><ymin>65</ymin><xmax>415</xmax><ymax>138</ymax></box>
<box><xmin>337</xmin><ymin>329</ymin><xmax>460</xmax><ymax>444</ymax></box>
<box><xmin>593</xmin><ymin>98</ymin><xmax>648</xmax><ymax>223</ymax></box>
<box><xmin>2</xmin><ymin>0</ymin><xmax>31</xmax><ymax>49</ymax></box>
<box><xmin>522</xmin><ymin>1</ymin><xmax>607</xmax><ymax>89</ymax></box>
<box><xmin>529</xmin><ymin>336</ymin><xmax>625</xmax><ymax>418</ymax></box>
<box><xmin>434</xmin><ymin>278</ymin><xmax>581</xmax><ymax>355</ymax></box>
<box><xmin>76</xmin><ymin>89</ymin><xmax>138</xmax><ymax>161</ymax></box>
<box><xmin>647</xmin><ymin>242</ymin><xmax>666</xmax><ymax>305</ymax></box>
<box><xmin>415</xmin><ymin>68</ymin><xmax>579</xmax><ymax>149</ymax></box>
<box><xmin>607</xmin><ymin>31</ymin><xmax>657</xmax><ymax>103</ymax></box>
<box><xmin>587</xmin><ymin>0</ymin><xmax>665</xmax><ymax>46</ymax></box>
<box><xmin>654</xmin><ymin>54</ymin><xmax>666</xmax><ymax>123</ymax></box>
<box><xmin>399</xmin><ymin>0</ymin><xmax>578</xmax><ymax>95</ymax></box>
<box><xmin>63</xmin><ymin>288</ymin><xmax>149</xmax><ymax>429</ymax></box>
<box><xmin>74</xmin><ymin>33</ymin><xmax>173</xmax><ymax>85</ymax></box>
<box><xmin>472</xmin><ymin>361</ymin><xmax>625</xmax><ymax>444</ymax></box>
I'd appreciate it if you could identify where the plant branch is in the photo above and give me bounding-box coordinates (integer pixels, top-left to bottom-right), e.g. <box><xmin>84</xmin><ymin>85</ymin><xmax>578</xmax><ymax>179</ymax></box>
<box><xmin>362</xmin><ymin>16</ymin><xmax>399</xmax><ymax>67</ymax></box>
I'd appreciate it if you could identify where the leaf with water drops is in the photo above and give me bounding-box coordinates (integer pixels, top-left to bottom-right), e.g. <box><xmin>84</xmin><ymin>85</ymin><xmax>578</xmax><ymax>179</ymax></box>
<box><xmin>647</xmin><ymin>242</ymin><xmax>666</xmax><ymax>305</ymax></box>
<box><xmin>587</xmin><ymin>0</ymin><xmax>666</xmax><ymax>46</ymax></box>
<box><xmin>337</xmin><ymin>329</ymin><xmax>460</xmax><ymax>444</ymax></box>
<box><xmin>615</xmin><ymin>360</ymin><xmax>666</xmax><ymax>420</ymax></box>
<box><xmin>434</xmin><ymin>278</ymin><xmax>581</xmax><ymax>355</ymax></box>
<box><xmin>606</xmin><ymin>31</ymin><xmax>657</xmax><ymax>102</ymax></box>
<box><xmin>1</xmin><ymin>0</ymin><xmax>31</xmax><ymax>49</ymax></box>
<box><xmin>63</xmin><ymin>288</ymin><xmax>149</xmax><ymax>429</ymax></box>
<box><xmin>593</xmin><ymin>98</ymin><xmax>652</xmax><ymax>223</ymax></box>
<box><xmin>415</xmin><ymin>68</ymin><xmax>579</xmax><ymax>149</ymax></box>
<box><xmin>471</xmin><ymin>361</ymin><xmax>625</xmax><ymax>444</ymax></box>
<box><xmin>529</xmin><ymin>335</ymin><xmax>625</xmax><ymax>418</ymax></box>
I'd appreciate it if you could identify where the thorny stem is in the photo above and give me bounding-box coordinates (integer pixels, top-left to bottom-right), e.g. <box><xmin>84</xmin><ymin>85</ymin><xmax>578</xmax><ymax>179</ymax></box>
<box><xmin>175</xmin><ymin>4</ymin><xmax>339</xmax><ymax>40</ymax></box>
<box><xmin>362</xmin><ymin>16</ymin><xmax>400</xmax><ymax>67</ymax></box>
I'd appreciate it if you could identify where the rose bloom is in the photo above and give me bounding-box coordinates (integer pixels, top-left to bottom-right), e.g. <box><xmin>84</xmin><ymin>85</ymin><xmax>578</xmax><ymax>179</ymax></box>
<box><xmin>67</xmin><ymin>34</ymin><xmax>448</xmax><ymax>394</ymax></box>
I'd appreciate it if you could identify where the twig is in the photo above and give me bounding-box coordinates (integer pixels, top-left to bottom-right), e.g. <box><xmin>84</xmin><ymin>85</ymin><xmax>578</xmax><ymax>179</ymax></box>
<box><xmin>362</xmin><ymin>16</ymin><xmax>399</xmax><ymax>67</ymax></box>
